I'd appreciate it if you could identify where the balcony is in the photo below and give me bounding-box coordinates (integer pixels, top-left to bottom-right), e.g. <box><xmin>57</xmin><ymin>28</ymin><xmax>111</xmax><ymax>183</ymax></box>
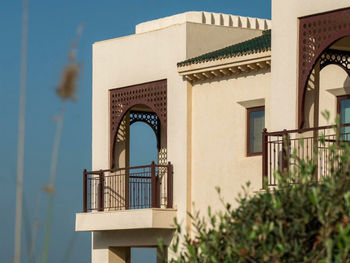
<box><xmin>262</xmin><ymin>124</ymin><xmax>350</xmax><ymax>187</ymax></box>
<box><xmin>75</xmin><ymin>162</ymin><xmax>176</xmax><ymax>232</ymax></box>
<box><xmin>82</xmin><ymin>162</ymin><xmax>173</xmax><ymax>211</ymax></box>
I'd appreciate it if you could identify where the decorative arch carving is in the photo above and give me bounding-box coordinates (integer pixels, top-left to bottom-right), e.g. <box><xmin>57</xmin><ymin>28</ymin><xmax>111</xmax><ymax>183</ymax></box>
<box><xmin>110</xmin><ymin>79</ymin><xmax>167</xmax><ymax>166</ymax></box>
<box><xmin>129</xmin><ymin>110</ymin><xmax>161</xmax><ymax>149</ymax></box>
<box><xmin>320</xmin><ymin>49</ymin><xmax>350</xmax><ymax>76</ymax></box>
<box><xmin>299</xmin><ymin>8</ymin><xmax>350</xmax><ymax>128</ymax></box>
<box><xmin>129</xmin><ymin>111</ymin><xmax>160</xmax><ymax>135</ymax></box>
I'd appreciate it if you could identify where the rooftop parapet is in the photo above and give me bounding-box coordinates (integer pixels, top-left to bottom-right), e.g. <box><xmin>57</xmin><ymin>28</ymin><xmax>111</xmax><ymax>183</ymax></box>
<box><xmin>135</xmin><ymin>11</ymin><xmax>271</xmax><ymax>34</ymax></box>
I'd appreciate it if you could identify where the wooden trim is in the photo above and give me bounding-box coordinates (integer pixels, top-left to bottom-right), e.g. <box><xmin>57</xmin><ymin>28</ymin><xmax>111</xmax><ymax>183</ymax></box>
<box><xmin>298</xmin><ymin>8</ymin><xmax>350</xmax><ymax>128</ymax></box>
<box><xmin>109</xmin><ymin>79</ymin><xmax>167</xmax><ymax>169</ymax></box>
<box><xmin>247</xmin><ymin>106</ymin><xmax>265</xmax><ymax>157</ymax></box>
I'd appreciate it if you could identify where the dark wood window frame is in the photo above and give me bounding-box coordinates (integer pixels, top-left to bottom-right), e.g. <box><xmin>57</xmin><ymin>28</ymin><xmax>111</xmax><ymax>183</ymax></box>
<box><xmin>337</xmin><ymin>94</ymin><xmax>350</xmax><ymax>115</ymax></box>
<box><xmin>247</xmin><ymin>106</ymin><xmax>265</xmax><ymax>157</ymax></box>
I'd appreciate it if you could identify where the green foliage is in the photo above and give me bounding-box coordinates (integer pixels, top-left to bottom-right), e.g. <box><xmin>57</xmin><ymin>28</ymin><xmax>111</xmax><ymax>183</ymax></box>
<box><xmin>162</xmin><ymin>126</ymin><xmax>350</xmax><ymax>262</ymax></box>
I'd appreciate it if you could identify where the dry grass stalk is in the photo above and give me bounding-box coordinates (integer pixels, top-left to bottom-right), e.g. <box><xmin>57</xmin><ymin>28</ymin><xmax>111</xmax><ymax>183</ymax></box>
<box><xmin>41</xmin><ymin>24</ymin><xmax>83</xmax><ymax>263</ymax></box>
<box><xmin>56</xmin><ymin>63</ymin><xmax>80</xmax><ymax>101</ymax></box>
<box><xmin>14</xmin><ymin>0</ymin><xmax>29</xmax><ymax>262</ymax></box>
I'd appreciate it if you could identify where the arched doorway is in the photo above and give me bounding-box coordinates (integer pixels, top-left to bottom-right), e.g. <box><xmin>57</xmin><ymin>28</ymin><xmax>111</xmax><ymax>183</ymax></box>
<box><xmin>111</xmin><ymin>104</ymin><xmax>163</xmax><ymax>210</ymax></box>
<box><xmin>301</xmin><ymin>36</ymin><xmax>350</xmax><ymax>129</ymax></box>
<box><xmin>83</xmin><ymin>79</ymin><xmax>172</xmax><ymax>213</ymax></box>
<box><xmin>110</xmin><ymin>80</ymin><xmax>167</xmax><ymax>169</ymax></box>
<box><xmin>95</xmin><ymin>79</ymin><xmax>172</xmax><ymax>212</ymax></box>
<box><xmin>112</xmin><ymin>104</ymin><xmax>163</xmax><ymax>170</ymax></box>
<box><xmin>130</xmin><ymin>121</ymin><xmax>158</xmax><ymax>167</ymax></box>
<box><xmin>263</xmin><ymin>32</ymin><xmax>350</xmax><ymax>186</ymax></box>
<box><xmin>298</xmin><ymin>8</ymin><xmax>350</xmax><ymax>128</ymax></box>
<box><xmin>289</xmin><ymin>35</ymin><xmax>350</xmax><ymax>182</ymax></box>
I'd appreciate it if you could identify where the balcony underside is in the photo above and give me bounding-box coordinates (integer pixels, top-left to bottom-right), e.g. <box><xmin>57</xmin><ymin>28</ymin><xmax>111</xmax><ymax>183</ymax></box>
<box><xmin>75</xmin><ymin>208</ymin><xmax>177</xmax><ymax>232</ymax></box>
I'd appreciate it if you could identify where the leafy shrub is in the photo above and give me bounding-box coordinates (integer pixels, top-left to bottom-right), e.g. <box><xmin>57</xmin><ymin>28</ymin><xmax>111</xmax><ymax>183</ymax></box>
<box><xmin>161</xmin><ymin>126</ymin><xmax>350</xmax><ymax>263</ymax></box>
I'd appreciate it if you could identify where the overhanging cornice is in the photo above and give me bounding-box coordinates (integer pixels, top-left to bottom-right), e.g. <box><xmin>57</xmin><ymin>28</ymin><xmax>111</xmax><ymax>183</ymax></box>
<box><xmin>178</xmin><ymin>51</ymin><xmax>271</xmax><ymax>82</ymax></box>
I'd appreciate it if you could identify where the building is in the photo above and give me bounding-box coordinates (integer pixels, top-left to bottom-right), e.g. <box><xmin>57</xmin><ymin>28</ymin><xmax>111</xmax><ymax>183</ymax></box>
<box><xmin>75</xmin><ymin>1</ymin><xmax>350</xmax><ymax>262</ymax></box>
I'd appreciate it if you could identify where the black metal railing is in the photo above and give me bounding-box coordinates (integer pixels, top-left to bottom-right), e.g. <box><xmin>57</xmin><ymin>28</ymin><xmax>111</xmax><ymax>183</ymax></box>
<box><xmin>262</xmin><ymin>124</ymin><xmax>350</xmax><ymax>187</ymax></box>
<box><xmin>83</xmin><ymin>162</ymin><xmax>173</xmax><ymax>212</ymax></box>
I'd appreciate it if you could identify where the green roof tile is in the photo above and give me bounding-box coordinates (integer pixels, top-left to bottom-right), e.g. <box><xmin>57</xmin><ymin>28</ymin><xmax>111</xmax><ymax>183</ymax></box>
<box><xmin>178</xmin><ymin>30</ymin><xmax>271</xmax><ymax>67</ymax></box>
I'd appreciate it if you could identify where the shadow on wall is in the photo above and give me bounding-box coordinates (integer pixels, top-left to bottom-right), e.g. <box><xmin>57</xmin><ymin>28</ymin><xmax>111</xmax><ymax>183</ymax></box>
<box><xmin>344</xmin><ymin>76</ymin><xmax>350</xmax><ymax>89</ymax></box>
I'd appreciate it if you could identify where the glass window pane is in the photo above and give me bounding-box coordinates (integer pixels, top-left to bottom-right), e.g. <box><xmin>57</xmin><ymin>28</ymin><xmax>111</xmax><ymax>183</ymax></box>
<box><xmin>340</xmin><ymin>98</ymin><xmax>350</xmax><ymax>139</ymax></box>
<box><xmin>249</xmin><ymin>109</ymin><xmax>265</xmax><ymax>153</ymax></box>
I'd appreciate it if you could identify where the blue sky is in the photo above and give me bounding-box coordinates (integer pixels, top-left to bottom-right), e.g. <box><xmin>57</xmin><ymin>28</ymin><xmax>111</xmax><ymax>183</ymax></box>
<box><xmin>0</xmin><ymin>0</ymin><xmax>270</xmax><ymax>262</ymax></box>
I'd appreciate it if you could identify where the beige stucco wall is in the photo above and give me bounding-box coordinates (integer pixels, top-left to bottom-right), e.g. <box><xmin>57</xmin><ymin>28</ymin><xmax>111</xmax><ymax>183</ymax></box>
<box><xmin>90</xmin><ymin>14</ymin><xmax>268</xmax><ymax>262</ymax></box>
<box><xmin>136</xmin><ymin>12</ymin><xmax>271</xmax><ymax>34</ymax></box>
<box><xmin>319</xmin><ymin>65</ymin><xmax>350</xmax><ymax>126</ymax></box>
<box><xmin>92</xmin><ymin>229</ymin><xmax>173</xmax><ymax>262</ymax></box>
<box><xmin>80</xmin><ymin>4</ymin><xmax>350</xmax><ymax>261</ymax></box>
<box><xmin>270</xmin><ymin>0</ymin><xmax>350</xmax><ymax>131</ymax></box>
<box><xmin>92</xmin><ymin>23</ymin><xmax>188</xmax><ymax>262</ymax></box>
<box><xmin>186</xmin><ymin>23</ymin><xmax>263</xmax><ymax>59</ymax></box>
<box><xmin>191</xmin><ymin>69</ymin><xmax>270</xmax><ymax>214</ymax></box>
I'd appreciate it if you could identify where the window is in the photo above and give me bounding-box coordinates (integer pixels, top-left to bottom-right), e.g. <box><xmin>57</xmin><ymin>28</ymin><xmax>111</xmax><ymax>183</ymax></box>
<box><xmin>337</xmin><ymin>95</ymin><xmax>350</xmax><ymax>139</ymax></box>
<box><xmin>247</xmin><ymin>106</ymin><xmax>265</xmax><ymax>156</ymax></box>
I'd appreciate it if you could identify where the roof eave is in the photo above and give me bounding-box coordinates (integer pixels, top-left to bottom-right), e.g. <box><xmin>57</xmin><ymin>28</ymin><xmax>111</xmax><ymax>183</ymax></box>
<box><xmin>177</xmin><ymin>50</ymin><xmax>271</xmax><ymax>82</ymax></box>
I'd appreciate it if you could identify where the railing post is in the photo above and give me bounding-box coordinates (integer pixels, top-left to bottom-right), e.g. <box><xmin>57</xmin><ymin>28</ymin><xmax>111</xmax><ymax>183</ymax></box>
<box><xmin>336</xmin><ymin>124</ymin><xmax>341</xmax><ymax>144</ymax></box>
<box><xmin>313</xmin><ymin>127</ymin><xmax>319</xmax><ymax>181</ymax></box>
<box><xmin>167</xmin><ymin>162</ymin><xmax>173</xmax><ymax>208</ymax></box>
<box><xmin>151</xmin><ymin>161</ymin><xmax>157</xmax><ymax>208</ymax></box>
<box><xmin>83</xmin><ymin>169</ymin><xmax>87</xmax><ymax>212</ymax></box>
<box><xmin>282</xmin><ymin>129</ymin><xmax>289</xmax><ymax>175</ymax></box>
<box><xmin>125</xmin><ymin>167</ymin><xmax>129</xmax><ymax>210</ymax></box>
<box><xmin>98</xmin><ymin>170</ymin><xmax>104</xmax><ymax>211</ymax></box>
<box><xmin>156</xmin><ymin>169</ymin><xmax>160</xmax><ymax>208</ymax></box>
<box><xmin>262</xmin><ymin>129</ymin><xmax>268</xmax><ymax>188</ymax></box>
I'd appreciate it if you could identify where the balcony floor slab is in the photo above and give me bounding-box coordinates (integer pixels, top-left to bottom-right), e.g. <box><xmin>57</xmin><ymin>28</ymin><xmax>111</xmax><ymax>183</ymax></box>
<box><xmin>75</xmin><ymin>208</ymin><xmax>177</xmax><ymax>232</ymax></box>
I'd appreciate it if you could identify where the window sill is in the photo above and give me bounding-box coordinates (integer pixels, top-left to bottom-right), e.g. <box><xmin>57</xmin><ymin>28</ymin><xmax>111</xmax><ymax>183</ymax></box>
<box><xmin>246</xmin><ymin>152</ymin><xmax>262</xmax><ymax>157</ymax></box>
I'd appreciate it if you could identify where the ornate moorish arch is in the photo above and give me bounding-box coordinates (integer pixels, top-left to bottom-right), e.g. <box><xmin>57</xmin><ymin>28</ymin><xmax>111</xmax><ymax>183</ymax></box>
<box><xmin>110</xmin><ymin>79</ymin><xmax>167</xmax><ymax>167</ymax></box>
<box><xmin>320</xmin><ymin>49</ymin><xmax>350</xmax><ymax>75</ymax></box>
<box><xmin>129</xmin><ymin>110</ymin><xmax>161</xmax><ymax>144</ymax></box>
<box><xmin>298</xmin><ymin>7</ymin><xmax>350</xmax><ymax>128</ymax></box>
